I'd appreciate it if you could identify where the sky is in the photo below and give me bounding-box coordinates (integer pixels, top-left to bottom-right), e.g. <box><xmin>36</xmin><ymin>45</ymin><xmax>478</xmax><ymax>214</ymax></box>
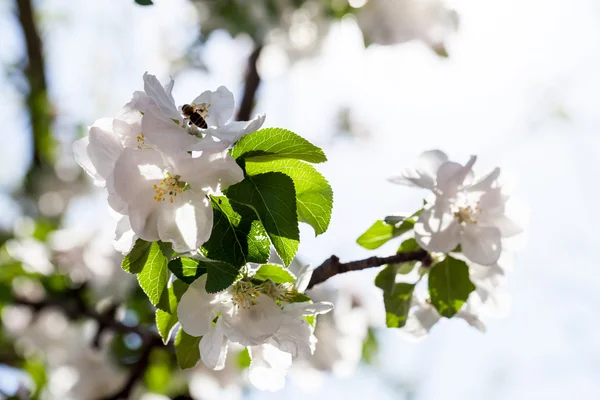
<box><xmin>1</xmin><ymin>0</ymin><xmax>600</xmax><ymax>398</ymax></box>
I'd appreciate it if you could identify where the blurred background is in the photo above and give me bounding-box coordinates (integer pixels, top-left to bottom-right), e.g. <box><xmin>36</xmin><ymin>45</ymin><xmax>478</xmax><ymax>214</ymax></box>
<box><xmin>1</xmin><ymin>0</ymin><xmax>599</xmax><ymax>398</ymax></box>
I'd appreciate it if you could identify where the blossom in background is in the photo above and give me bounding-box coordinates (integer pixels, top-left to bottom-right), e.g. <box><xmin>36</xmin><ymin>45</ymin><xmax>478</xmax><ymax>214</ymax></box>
<box><xmin>177</xmin><ymin>266</ymin><xmax>333</xmax><ymax>391</ymax></box>
<box><xmin>389</xmin><ymin>150</ymin><xmax>524</xmax><ymax>265</ymax></box>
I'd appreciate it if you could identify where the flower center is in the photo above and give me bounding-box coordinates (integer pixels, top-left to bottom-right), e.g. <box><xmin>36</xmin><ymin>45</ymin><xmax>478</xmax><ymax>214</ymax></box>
<box><xmin>136</xmin><ymin>133</ymin><xmax>146</xmax><ymax>149</ymax></box>
<box><xmin>453</xmin><ymin>192</ymin><xmax>480</xmax><ymax>224</ymax></box>
<box><xmin>231</xmin><ymin>280</ymin><xmax>260</xmax><ymax>310</ymax></box>
<box><xmin>153</xmin><ymin>173</ymin><xmax>189</xmax><ymax>203</ymax></box>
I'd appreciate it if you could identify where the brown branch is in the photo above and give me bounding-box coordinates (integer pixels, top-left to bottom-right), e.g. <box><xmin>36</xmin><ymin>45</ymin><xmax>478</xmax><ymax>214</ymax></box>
<box><xmin>307</xmin><ymin>250</ymin><xmax>431</xmax><ymax>289</ymax></box>
<box><xmin>235</xmin><ymin>45</ymin><xmax>262</xmax><ymax>121</ymax></box>
<box><xmin>103</xmin><ymin>336</ymin><xmax>162</xmax><ymax>400</ymax></box>
<box><xmin>16</xmin><ymin>0</ymin><xmax>55</xmax><ymax>192</ymax></box>
<box><xmin>14</xmin><ymin>287</ymin><xmax>165</xmax><ymax>400</ymax></box>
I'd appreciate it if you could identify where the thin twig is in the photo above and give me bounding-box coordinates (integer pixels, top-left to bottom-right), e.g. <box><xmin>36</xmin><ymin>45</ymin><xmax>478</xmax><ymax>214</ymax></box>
<box><xmin>103</xmin><ymin>336</ymin><xmax>162</xmax><ymax>400</ymax></box>
<box><xmin>235</xmin><ymin>45</ymin><xmax>262</xmax><ymax>121</ymax></box>
<box><xmin>307</xmin><ymin>250</ymin><xmax>431</xmax><ymax>289</ymax></box>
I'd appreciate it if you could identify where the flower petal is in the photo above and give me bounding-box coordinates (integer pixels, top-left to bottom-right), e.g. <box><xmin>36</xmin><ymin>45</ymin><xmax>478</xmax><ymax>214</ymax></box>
<box><xmin>294</xmin><ymin>264</ymin><xmax>313</xmax><ymax>293</ymax></box>
<box><xmin>399</xmin><ymin>302</ymin><xmax>441</xmax><ymax>342</ymax></box>
<box><xmin>143</xmin><ymin>72</ymin><xmax>180</xmax><ymax>121</ymax></box>
<box><xmin>199</xmin><ymin>318</ymin><xmax>229</xmax><ymax>370</ymax></box>
<box><xmin>435</xmin><ymin>156</ymin><xmax>476</xmax><ymax>194</ymax></box>
<box><xmin>461</xmin><ymin>225</ymin><xmax>502</xmax><ymax>265</ymax></box>
<box><xmin>113</xmin><ymin>215</ymin><xmax>137</xmax><ymax>254</ymax></box>
<box><xmin>141</xmin><ymin>109</ymin><xmax>198</xmax><ymax>153</ymax></box>
<box><xmin>388</xmin><ymin>149</ymin><xmax>448</xmax><ymax>190</ymax></box>
<box><xmin>177</xmin><ymin>275</ymin><xmax>222</xmax><ymax>337</ymax></box>
<box><xmin>269</xmin><ymin>317</ymin><xmax>314</xmax><ymax>358</ymax></box>
<box><xmin>73</xmin><ymin>137</ymin><xmax>103</xmax><ymax>186</ymax></box>
<box><xmin>86</xmin><ymin>118</ymin><xmax>123</xmax><ymax>181</ymax></box>
<box><xmin>221</xmin><ymin>294</ymin><xmax>283</xmax><ymax>346</ymax></box>
<box><xmin>205</xmin><ymin>113</ymin><xmax>266</xmax><ymax>145</ymax></box>
<box><xmin>248</xmin><ymin>344</ymin><xmax>292</xmax><ymax>392</ymax></box>
<box><xmin>192</xmin><ymin>86</ymin><xmax>235</xmax><ymax>127</ymax></box>
<box><xmin>282</xmin><ymin>301</ymin><xmax>334</xmax><ymax>318</ymax></box>
<box><xmin>414</xmin><ymin>206</ymin><xmax>461</xmax><ymax>253</ymax></box>
<box><xmin>156</xmin><ymin>192</ymin><xmax>213</xmax><ymax>253</ymax></box>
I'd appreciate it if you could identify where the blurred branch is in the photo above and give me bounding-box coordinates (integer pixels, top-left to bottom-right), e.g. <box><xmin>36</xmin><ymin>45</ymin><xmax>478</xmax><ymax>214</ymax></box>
<box><xmin>103</xmin><ymin>336</ymin><xmax>162</xmax><ymax>400</ymax></box>
<box><xmin>16</xmin><ymin>0</ymin><xmax>55</xmax><ymax>191</ymax></box>
<box><xmin>307</xmin><ymin>250</ymin><xmax>432</xmax><ymax>289</ymax></box>
<box><xmin>235</xmin><ymin>46</ymin><xmax>262</xmax><ymax>121</ymax></box>
<box><xmin>13</xmin><ymin>285</ymin><xmax>166</xmax><ymax>400</ymax></box>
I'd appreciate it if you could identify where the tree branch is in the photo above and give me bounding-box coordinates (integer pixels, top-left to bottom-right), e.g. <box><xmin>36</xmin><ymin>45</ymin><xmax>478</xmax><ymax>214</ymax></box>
<box><xmin>13</xmin><ymin>287</ymin><xmax>164</xmax><ymax>400</ymax></box>
<box><xmin>307</xmin><ymin>250</ymin><xmax>431</xmax><ymax>290</ymax></box>
<box><xmin>235</xmin><ymin>45</ymin><xmax>262</xmax><ymax>121</ymax></box>
<box><xmin>16</xmin><ymin>0</ymin><xmax>55</xmax><ymax>186</ymax></box>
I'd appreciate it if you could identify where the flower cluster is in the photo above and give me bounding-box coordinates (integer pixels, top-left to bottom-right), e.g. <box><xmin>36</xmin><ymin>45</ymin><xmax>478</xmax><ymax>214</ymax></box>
<box><xmin>177</xmin><ymin>265</ymin><xmax>333</xmax><ymax>391</ymax></box>
<box><xmin>389</xmin><ymin>150</ymin><xmax>525</xmax><ymax>338</ymax></box>
<box><xmin>73</xmin><ymin>73</ymin><xmax>265</xmax><ymax>253</ymax></box>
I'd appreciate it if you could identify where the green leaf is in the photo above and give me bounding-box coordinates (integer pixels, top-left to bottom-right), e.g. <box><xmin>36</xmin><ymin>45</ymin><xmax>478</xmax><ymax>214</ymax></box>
<box><xmin>202</xmin><ymin>260</ymin><xmax>240</xmax><ymax>293</ymax></box>
<box><xmin>428</xmin><ymin>256</ymin><xmax>476</xmax><ymax>318</ymax></box>
<box><xmin>375</xmin><ymin>264</ymin><xmax>415</xmax><ymax>328</ymax></box>
<box><xmin>202</xmin><ymin>196</ymin><xmax>270</xmax><ymax>267</ymax></box>
<box><xmin>383</xmin><ymin>283</ymin><xmax>415</xmax><ymax>328</ymax></box>
<box><xmin>357</xmin><ymin>209</ymin><xmax>423</xmax><ymax>250</ymax></box>
<box><xmin>226</xmin><ymin>172</ymin><xmax>299</xmax><ymax>266</ymax></box>
<box><xmin>167</xmin><ymin>257</ymin><xmax>239</xmax><ymax>292</ymax></box>
<box><xmin>174</xmin><ymin>329</ymin><xmax>201</xmax><ymax>369</ymax></box>
<box><xmin>237</xmin><ymin>348</ymin><xmax>251</xmax><ymax>369</ymax></box>
<box><xmin>245</xmin><ymin>159</ymin><xmax>333</xmax><ymax>235</ymax></box>
<box><xmin>144</xmin><ymin>349</ymin><xmax>170</xmax><ymax>393</ymax></box>
<box><xmin>122</xmin><ymin>240</ymin><xmax>170</xmax><ymax>305</ymax></box>
<box><xmin>135</xmin><ymin>0</ymin><xmax>153</xmax><ymax>5</ymax></box>
<box><xmin>231</xmin><ymin>128</ymin><xmax>327</xmax><ymax>163</ymax></box>
<box><xmin>253</xmin><ymin>264</ymin><xmax>295</xmax><ymax>284</ymax></box>
<box><xmin>287</xmin><ymin>292</ymin><xmax>312</xmax><ymax>303</ymax></box>
<box><xmin>393</xmin><ymin>238</ymin><xmax>422</xmax><ymax>275</ymax></box>
<box><xmin>156</xmin><ymin>280</ymin><xmax>188</xmax><ymax>344</ymax></box>
<box><xmin>361</xmin><ymin>328</ymin><xmax>379</xmax><ymax>364</ymax></box>
<box><xmin>168</xmin><ymin>258</ymin><xmax>206</xmax><ymax>284</ymax></box>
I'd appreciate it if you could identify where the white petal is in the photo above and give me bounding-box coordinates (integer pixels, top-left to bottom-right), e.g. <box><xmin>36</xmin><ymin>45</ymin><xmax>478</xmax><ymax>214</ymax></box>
<box><xmin>200</xmin><ymin>319</ymin><xmax>229</xmax><ymax>370</ymax></box>
<box><xmin>248</xmin><ymin>344</ymin><xmax>292</xmax><ymax>392</ymax></box>
<box><xmin>177</xmin><ymin>275</ymin><xmax>222</xmax><ymax>337</ymax></box>
<box><xmin>113</xmin><ymin>216</ymin><xmax>137</xmax><ymax>254</ymax></box>
<box><xmin>73</xmin><ymin>137</ymin><xmax>104</xmax><ymax>186</ymax></box>
<box><xmin>414</xmin><ymin>206</ymin><xmax>461</xmax><ymax>253</ymax></box>
<box><xmin>399</xmin><ymin>304</ymin><xmax>441</xmax><ymax>342</ymax></box>
<box><xmin>456</xmin><ymin>309</ymin><xmax>486</xmax><ymax>333</ymax></box>
<box><xmin>87</xmin><ymin>122</ymin><xmax>123</xmax><ymax>181</ymax></box>
<box><xmin>294</xmin><ymin>264</ymin><xmax>313</xmax><ymax>293</ymax></box>
<box><xmin>180</xmin><ymin>148</ymin><xmax>244</xmax><ymax>193</ymax></box>
<box><xmin>467</xmin><ymin>167</ymin><xmax>501</xmax><ymax>192</ymax></box>
<box><xmin>461</xmin><ymin>225</ymin><xmax>502</xmax><ymax>265</ymax></box>
<box><xmin>282</xmin><ymin>301</ymin><xmax>334</xmax><ymax>318</ymax></box>
<box><xmin>206</xmin><ymin>113</ymin><xmax>266</xmax><ymax>145</ymax></box>
<box><xmin>388</xmin><ymin>149</ymin><xmax>448</xmax><ymax>190</ymax></box>
<box><xmin>269</xmin><ymin>317</ymin><xmax>314</xmax><ymax>358</ymax></box>
<box><xmin>192</xmin><ymin>86</ymin><xmax>235</xmax><ymax>127</ymax></box>
<box><xmin>141</xmin><ymin>109</ymin><xmax>198</xmax><ymax>153</ymax></box>
<box><xmin>222</xmin><ymin>294</ymin><xmax>283</xmax><ymax>346</ymax></box>
<box><xmin>143</xmin><ymin>72</ymin><xmax>180</xmax><ymax>121</ymax></box>
<box><xmin>157</xmin><ymin>193</ymin><xmax>213</xmax><ymax>253</ymax></box>
<box><xmin>435</xmin><ymin>156</ymin><xmax>476</xmax><ymax>193</ymax></box>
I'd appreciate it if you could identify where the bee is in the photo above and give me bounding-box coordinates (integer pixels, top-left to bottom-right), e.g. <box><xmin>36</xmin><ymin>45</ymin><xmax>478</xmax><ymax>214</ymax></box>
<box><xmin>181</xmin><ymin>103</ymin><xmax>208</xmax><ymax>129</ymax></box>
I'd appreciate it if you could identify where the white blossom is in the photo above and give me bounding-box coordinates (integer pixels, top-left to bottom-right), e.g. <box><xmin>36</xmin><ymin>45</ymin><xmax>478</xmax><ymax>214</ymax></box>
<box><xmin>177</xmin><ymin>266</ymin><xmax>333</xmax><ymax>391</ymax></box>
<box><xmin>139</xmin><ymin>73</ymin><xmax>265</xmax><ymax>152</ymax></box>
<box><xmin>389</xmin><ymin>150</ymin><xmax>523</xmax><ymax>265</ymax></box>
<box><xmin>111</xmin><ymin>137</ymin><xmax>243</xmax><ymax>253</ymax></box>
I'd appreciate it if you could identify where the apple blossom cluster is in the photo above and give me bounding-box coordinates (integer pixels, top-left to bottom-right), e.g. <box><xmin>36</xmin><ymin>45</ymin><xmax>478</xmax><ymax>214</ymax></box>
<box><xmin>73</xmin><ymin>73</ymin><xmax>336</xmax><ymax>391</ymax></box>
<box><xmin>358</xmin><ymin>150</ymin><xmax>526</xmax><ymax>338</ymax></box>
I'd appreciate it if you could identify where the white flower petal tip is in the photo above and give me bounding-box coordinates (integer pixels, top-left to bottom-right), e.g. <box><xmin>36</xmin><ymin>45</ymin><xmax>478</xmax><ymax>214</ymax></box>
<box><xmin>294</xmin><ymin>264</ymin><xmax>313</xmax><ymax>292</ymax></box>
